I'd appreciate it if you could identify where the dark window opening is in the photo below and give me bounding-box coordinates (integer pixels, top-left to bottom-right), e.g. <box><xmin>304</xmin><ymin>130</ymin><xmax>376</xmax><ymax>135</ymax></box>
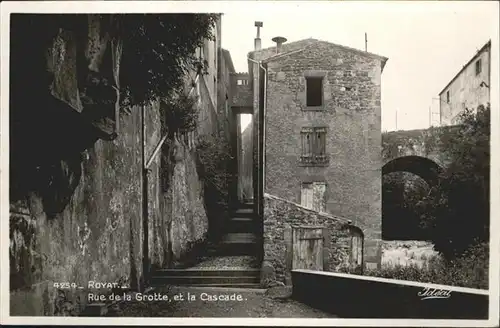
<box><xmin>446</xmin><ymin>90</ymin><xmax>450</xmax><ymax>104</ymax></box>
<box><xmin>306</xmin><ymin>77</ymin><xmax>323</xmax><ymax>107</ymax></box>
<box><xmin>476</xmin><ymin>59</ymin><xmax>482</xmax><ymax>76</ymax></box>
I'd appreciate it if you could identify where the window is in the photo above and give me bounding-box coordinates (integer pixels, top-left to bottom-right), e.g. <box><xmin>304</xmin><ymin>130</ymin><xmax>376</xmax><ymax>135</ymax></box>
<box><xmin>237</xmin><ymin>79</ymin><xmax>248</xmax><ymax>86</ymax></box>
<box><xmin>475</xmin><ymin>59</ymin><xmax>482</xmax><ymax>76</ymax></box>
<box><xmin>300</xmin><ymin>127</ymin><xmax>328</xmax><ymax>165</ymax></box>
<box><xmin>446</xmin><ymin>90</ymin><xmax>450</xmax><ymax>104</ymax></box>
<box><xmin>301</xmin><ymin>182</ymin><xmax>326</xmax><ymax>212</ymax></box>
<box><xmin>306</xmin><ymin>77</ymin><xmax>323</xmax><ymax>107</ymax></box>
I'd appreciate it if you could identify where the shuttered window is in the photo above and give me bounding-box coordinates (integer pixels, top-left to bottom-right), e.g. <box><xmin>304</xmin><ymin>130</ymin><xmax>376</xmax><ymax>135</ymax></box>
<box><xmin>300</xmin><ymin>127</ymin><xmax>328</xmax><ymax>165</ymax></box>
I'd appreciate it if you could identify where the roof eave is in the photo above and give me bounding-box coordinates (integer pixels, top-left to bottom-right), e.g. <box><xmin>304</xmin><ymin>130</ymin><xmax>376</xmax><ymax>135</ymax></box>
<box><xmin>438</xmin><ymin>40</ymin><xmax>492</xmax><ymax>96</ymax></box>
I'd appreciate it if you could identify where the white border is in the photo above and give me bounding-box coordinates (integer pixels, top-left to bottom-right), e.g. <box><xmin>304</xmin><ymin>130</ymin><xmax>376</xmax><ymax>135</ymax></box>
<box><xmin>1</xmin><ymin>1</ymin><xmax>498</xmax><ymax>327</ymax></box>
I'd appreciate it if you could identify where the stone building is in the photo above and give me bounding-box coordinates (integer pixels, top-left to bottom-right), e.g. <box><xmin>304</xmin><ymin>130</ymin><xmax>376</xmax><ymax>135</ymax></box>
<box><xmin>439</xmin><ymin>40</ymin><xmax>491</xmax><ymax>126</ymax></box>
<box><xmin>238</xmin><ymin>24</ymin><xmax>388</xmax><ymax>271</ymax></box>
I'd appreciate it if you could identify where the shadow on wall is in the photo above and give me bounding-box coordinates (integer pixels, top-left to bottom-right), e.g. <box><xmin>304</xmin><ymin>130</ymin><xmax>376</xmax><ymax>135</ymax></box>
<box><xmin>10</xmin><ymin>14</ymin><xmax>123</xmax><ymax>219</ymax></box>
<box><xmin>158</xmin><ymin>134</ymin><xmax>210</xmax><ymax>269</ymax></box>
<box><xmin>9</xmin><ymin>14</ymin><xmax>147</xmax><ymax>316</ymax></box>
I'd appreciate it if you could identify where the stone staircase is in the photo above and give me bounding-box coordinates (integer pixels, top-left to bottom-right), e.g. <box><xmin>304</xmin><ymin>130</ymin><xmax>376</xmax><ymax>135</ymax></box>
<box><xmin>150</xmin><ymin>268</ymin><xmax>261</xmax><ymax>288</ymax></box>
<box><xmin>150</xmin><ymin>201</ymin><xmax>261</xmax><ymax>288</ymax></box>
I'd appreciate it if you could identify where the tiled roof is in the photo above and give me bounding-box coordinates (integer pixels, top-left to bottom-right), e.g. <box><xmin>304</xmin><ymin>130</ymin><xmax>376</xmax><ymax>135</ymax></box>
<box><xmin>248</xmin><ymin>37</ymin><xmax>388</xmax><ymax>70</ymax></box>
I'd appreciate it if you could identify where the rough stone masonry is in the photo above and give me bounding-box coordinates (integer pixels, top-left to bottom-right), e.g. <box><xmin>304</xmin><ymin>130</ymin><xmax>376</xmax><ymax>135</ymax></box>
<box><xmin>257</xmin><ymin>39</ymin><xmax>388</xmax><ymax>269</ymax></box>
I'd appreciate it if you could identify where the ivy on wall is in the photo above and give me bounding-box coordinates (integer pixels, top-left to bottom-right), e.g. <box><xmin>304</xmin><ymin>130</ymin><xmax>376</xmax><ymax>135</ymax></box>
<box><xmin>10</xmin><ymin>13</ymin><xmax>218</xmax><ymax>217</ymax></box>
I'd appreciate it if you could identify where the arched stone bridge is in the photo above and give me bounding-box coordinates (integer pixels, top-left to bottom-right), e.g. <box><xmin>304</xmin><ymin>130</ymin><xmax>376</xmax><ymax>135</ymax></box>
<box><xmin>382</xmin><ymin>126</ymin><xmax>458</xmax><ymax>186</ymax></box>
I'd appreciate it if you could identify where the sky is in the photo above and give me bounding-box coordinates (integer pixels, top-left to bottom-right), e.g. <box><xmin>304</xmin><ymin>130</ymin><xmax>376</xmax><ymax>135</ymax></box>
<box><xmin>220</xmin><ymin>1</ymin><xmax>498</xmax><ymax>132</ymax></box>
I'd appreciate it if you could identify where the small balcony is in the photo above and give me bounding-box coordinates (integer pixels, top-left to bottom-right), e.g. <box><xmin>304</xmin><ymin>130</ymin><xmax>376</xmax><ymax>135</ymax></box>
<box><xmin>299</xmin><ymin>154</ymin><xmax>330</xmax><ymax>167</ymax></box>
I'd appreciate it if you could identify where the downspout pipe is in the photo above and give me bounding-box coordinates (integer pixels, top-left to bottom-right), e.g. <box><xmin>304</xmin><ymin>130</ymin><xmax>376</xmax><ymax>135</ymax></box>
<box><xmin>141</xmin><ymin>103</ymin><xmax>149</xmax><ymax>291</ymax></box>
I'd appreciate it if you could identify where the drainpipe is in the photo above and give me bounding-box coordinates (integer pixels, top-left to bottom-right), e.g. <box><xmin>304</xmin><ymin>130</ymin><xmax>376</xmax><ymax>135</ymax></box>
<box><xmin>261</xmin><ymin>63</ymin><xmax>267</xmax><ymax>197</ymax></box>
<box><xmin>141</xmin><ymin>104</ymin><xmax>150</xmax><ymax>290</ymax></box>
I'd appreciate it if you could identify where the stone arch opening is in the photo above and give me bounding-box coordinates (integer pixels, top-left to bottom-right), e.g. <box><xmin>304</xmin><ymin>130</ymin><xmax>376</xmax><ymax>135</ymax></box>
<box><xmin>382</xmin><ymin>156</ymin><xmax>443</xmax><ymax>240</ymax></box>
<box><xmin>383</xmin><ymin>155</ymin><xmax>442</xmax><ymax>187</ymax></box>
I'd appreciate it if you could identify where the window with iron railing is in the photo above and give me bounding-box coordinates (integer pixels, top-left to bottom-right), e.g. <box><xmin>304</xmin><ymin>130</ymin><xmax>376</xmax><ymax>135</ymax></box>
<box><xmin>300</xmin><ymin>127</ymin><xmax>328</xmax><ymax>166</ymax></box>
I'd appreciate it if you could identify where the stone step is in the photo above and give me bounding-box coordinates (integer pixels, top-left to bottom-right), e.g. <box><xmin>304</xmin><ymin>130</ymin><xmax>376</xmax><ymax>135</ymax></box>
<box><xmin>207</xmin><ymin>241</ymin><xmax>259</xmax><ymax>256</ymax></box>
<box><xmin>150</xmin><ymin>275</ymin><xmax>260</xmax><ymax>286</ymax></box>
<box><xmin>222</xmin><ymin>233</ymin><xmax>256</xmax><ymax>243</ymax></box>
<box><xmin>153</xmin><ymin>268</ymin><xmax>260</xmax><ymax>277</ymax></box>
<box><xmin>231</xmin><ymin>208</ymin><xmax>254</xmax><ymax>218</ymax></box>
<box><xmin>224</xmin><ymin>217</ymin><xmax>256</xmax><ymax>233</ymax></box>
<box><xmin>239</xmin><ymin>202</ymin><xmax>254</xmax><ymax>210</ymax></box>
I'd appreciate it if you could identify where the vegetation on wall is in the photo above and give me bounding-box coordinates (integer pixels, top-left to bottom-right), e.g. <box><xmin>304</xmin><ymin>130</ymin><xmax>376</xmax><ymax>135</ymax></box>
<box><xmin>117</xmin><ymin>14</ymin><xmax>217</xmax><ymax>106</ymax></box>
<box><xmin>196</xmin><ymin>133</ymin><xmax>234</xmax><ymax>241</ymax></box>
<box><xmin>344</xmin><ymin>241</ymin><xmax>488</xmax><ymax>289</ymax></box>
<box><xmin>160</xmin><ymin>92</ymin><xmax>200</xmax><ymax>137</ymax></box>
<box><xmin>382</xmin><ymin>172</ymin><xmax>430</xmax><ymax>240</ymax></box>
<box><xmin>419</xmin><ymin>104</ymin><xmax>490</xmax><ymax>260</ymax></box>
<box><xmin>380</xmin><ymin>104</ymin><xmax>490</xmax><ymax>288</ymax></box>
<box><xmin>10</xmin><ymin>14</ymin><xmax>218</xmax><ymax>216</ymax></box>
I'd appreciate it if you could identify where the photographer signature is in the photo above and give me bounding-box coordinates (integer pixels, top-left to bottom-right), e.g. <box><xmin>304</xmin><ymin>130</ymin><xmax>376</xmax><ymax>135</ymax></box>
<box><xmin>417</xmin><ymin>287</ymin><xmax>452</xmax><ymax>300</ymax></box>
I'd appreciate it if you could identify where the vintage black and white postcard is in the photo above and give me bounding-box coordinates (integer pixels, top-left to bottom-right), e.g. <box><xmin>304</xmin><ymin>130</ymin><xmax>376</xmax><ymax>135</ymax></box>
<box><xmin>1</xmin><ymin>1</ymin><xmax>499</xmax><ymax>326</ymax></box>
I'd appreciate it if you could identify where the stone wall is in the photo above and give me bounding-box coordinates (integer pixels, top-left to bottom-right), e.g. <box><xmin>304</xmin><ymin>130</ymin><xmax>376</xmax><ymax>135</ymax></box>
<box><xmin>292</xmin><ymin>269</ymin><xmax>488</xmax><ymax>319</ymax></box>
<box><xmin>217</xmin><ymin>49</ymin><xmax>235</xmax><ymax>142</ymax></box>
<box><xmin>160</xmin><ymin>137</ymin><xmax>209</xmax><ymax>265</ymax></box>
<box><xmin>231</xmin><ymin>73</ymin><xmax>253</xmax><ymax>108</ymax></box>
<box><xmin>9</xmin><ymin>105</ymin><xmax>156</xmax><ymax>316</ymax></box>
<box><xmin>382</xmin><ymin>127</ymin><xmax>457</xmax><ymax>167</ymax></box>
<box><xmin>238</xmin><ymin>123</ymin><xmax>253</xmax><ymax>200</ymax></box>
<box><xmin>262</xmin><ymin>193</ymin><xmax>364</xmax><ymax>285</ymax></box>
<box><xmin>9</xmin><ymin>15</ymin><xmax>154</xmax><ymax>316</ymax></box>
<box><xmin>9</xmin><ymin>14</ymin><xmax>222</xmax><ymax>316</ymax></box>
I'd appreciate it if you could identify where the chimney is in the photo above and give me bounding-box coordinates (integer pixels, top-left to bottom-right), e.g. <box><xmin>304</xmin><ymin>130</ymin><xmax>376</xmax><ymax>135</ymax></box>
<box><xmin>254</xmin><ymin>21</ymin><xmax>263</xmax><ymax>51</ymax></box>
<box><xmin>272</xmin><ymin>36</ymin><xmax>287</xmax><ymax>54</ymax></box>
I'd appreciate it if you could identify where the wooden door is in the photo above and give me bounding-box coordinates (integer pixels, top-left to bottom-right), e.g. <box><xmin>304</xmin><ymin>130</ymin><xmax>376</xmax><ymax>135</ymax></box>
<box><xmin>292</xmin><ymin>227</ymin><xmax>324</xmax><ymax>270</ymax></box>
<box><xmin>351</xmin><ymin>235</ymin><xmax>363</xmax><ymax>265</ymax></box>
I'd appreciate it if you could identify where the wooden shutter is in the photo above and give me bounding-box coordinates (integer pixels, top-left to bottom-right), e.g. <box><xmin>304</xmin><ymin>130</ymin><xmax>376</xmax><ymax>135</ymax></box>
<box><xmin>312</xmin><ymin>182</ymin><xmax>326</xmax><ymax>212</ymax></box>
<box><xmin>301</xmin><ymin>183</ymin><xmax>313</xmax><ymax>209</ymax></box>
<box><xmin>312</xmin><ymin>127</ymin><xmax>326</xmax><ymax>159</ymax></box>
<box><xmin>301</xmin><ymin>128</ymin><xmax>314</xmax><ymax>158</ymax></box>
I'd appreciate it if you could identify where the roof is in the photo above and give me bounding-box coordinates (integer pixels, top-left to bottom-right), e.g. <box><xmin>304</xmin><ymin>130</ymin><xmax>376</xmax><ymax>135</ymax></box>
<box><xmin>438</xmin><ymin>40</ymin><xmax>491</xmax><ymax>96</ymax></box>
<box><xmin>248</xmin><ymin>38</ymin><xmax>388</xmax><ymax>71</ymax></box>
<box><xmin>221</xmin><ymin>48</ymin><xmax>236</xmax><ymax>73</ymax></box>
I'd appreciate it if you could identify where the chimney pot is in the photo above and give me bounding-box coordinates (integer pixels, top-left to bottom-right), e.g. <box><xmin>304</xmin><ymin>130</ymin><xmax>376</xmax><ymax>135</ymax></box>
<box><xmin>254</xmin><ymin>21</ymin><xmax>263</xmax><ymax>51</ymax></box>
<box><xmin>272</xmin><ymin>36</ymin><xmax>287</xmax><ymax>54</ymax></box>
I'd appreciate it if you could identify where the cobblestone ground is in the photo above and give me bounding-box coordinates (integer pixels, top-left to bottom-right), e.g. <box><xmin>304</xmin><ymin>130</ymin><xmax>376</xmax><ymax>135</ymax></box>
<box><xmin>105</xmin><ymin>286</ymin><xmax>336</xmax><ymax>318</ymax></box>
